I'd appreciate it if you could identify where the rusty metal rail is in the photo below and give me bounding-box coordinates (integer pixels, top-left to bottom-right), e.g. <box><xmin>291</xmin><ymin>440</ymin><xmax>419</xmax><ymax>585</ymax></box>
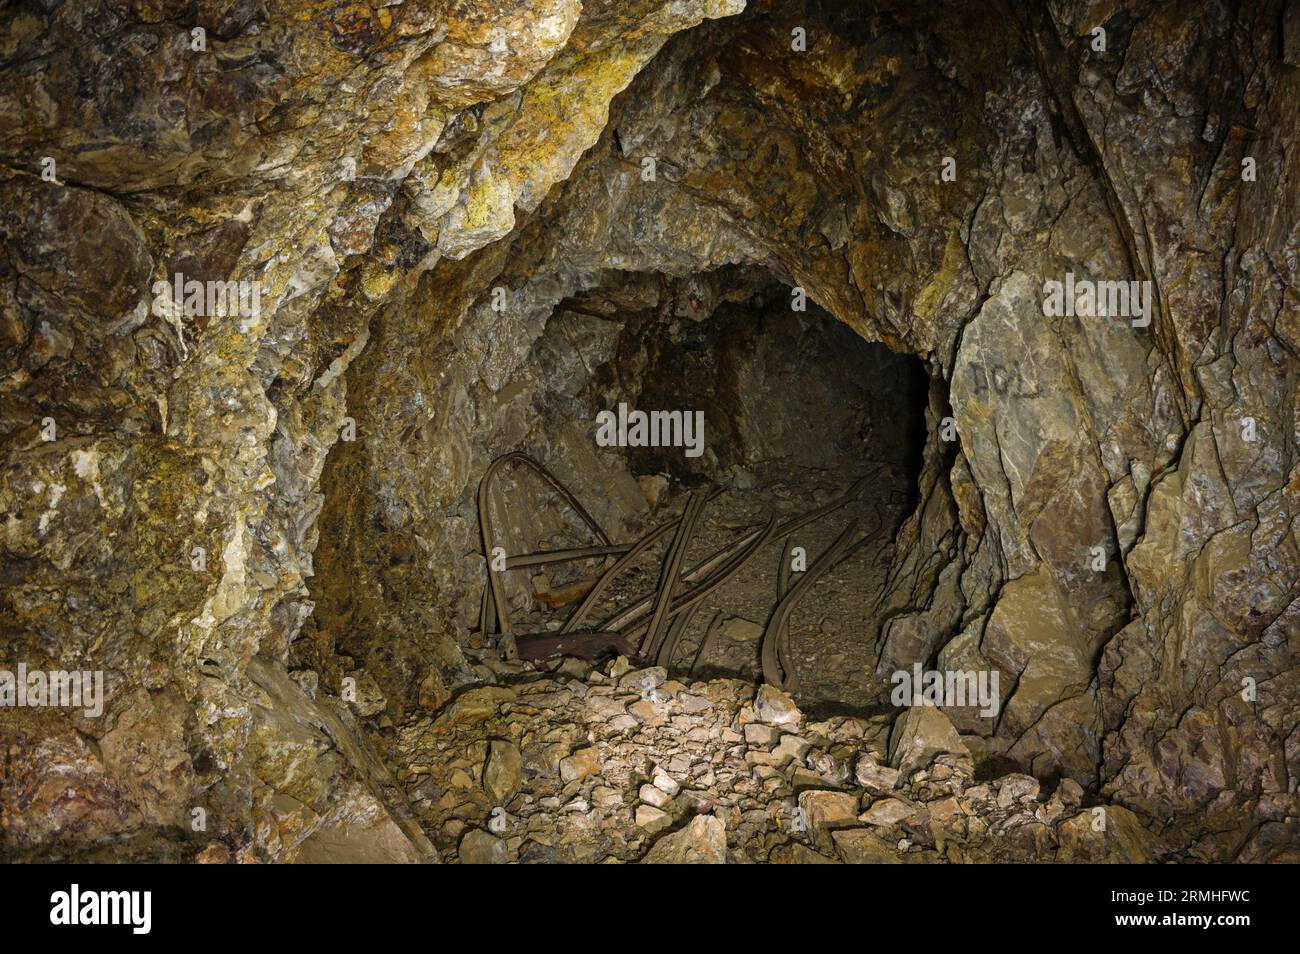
<box><xmin>598</xmin><ymin>471</ymin><xmax>877</xmax><ymax>633</ymax></box>
<box><xmin>476</xmin><ymin>452</ymin><xmax>893</xmax><ymax>679</ymax></box>
<box><xmin>477</xmin><ymin>452</ymin><xmax>613</xmax><ymax>637</ymax></box>
<box><xmin>758</xmin><ymin>504</ymin><xmax>887</xmax><ymax>689</ymax></box>
<box><xmin>759</xmin><ymin>519</ymin><xmax>859</xmax><ymax>691</ymax></box>
<box><xmin>610</xmin><ymin>510</ymin><xmax>779</xmax><ymax>644</ymax></box>
<box><xmin>560</xmin><ymin>486</ymin><xmax>725</xmax><ymax>635</ymax></box>
<box><xmin>641</xmin><ymin>490</ymin><xmax>709</xmax><ymax>659</ymax></box>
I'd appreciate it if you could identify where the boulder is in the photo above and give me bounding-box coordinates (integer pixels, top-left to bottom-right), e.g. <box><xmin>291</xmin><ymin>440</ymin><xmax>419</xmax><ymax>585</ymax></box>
<box><xmin>754</xmin><ymin>685</ymin><xmax>802</xmax><ymax>728</ymax></box>
<box><xmin>832</xmin><ymin>829</ymin><xmax>904</xmax><ymax>864</ymax></box>
<box><xmin>558</xmin><ymin>746</ymin><xmax>600</xmax><ymax>783</ymax></box>
<box><xmin>888</xmin><ymin>706</ymin><xmax>967</xmax><ymax>779</ymax></box>
<box><xmin>641</xmin><ymin>814</ymin><xmax>727</xmax><ymax>864</ymax></box>
<box><xmin>459</xmin><ymin>829</ymin><xmax>510</xmax><ymax>865</ymax></box>
<box><xmin>798</xmin><ymin>790</ymin><xmax>860</xmax><ymax>850</ymax></box>
<box><xmin>483</xmin><ymin>740</ymin><xmax>523</xmax><ymax>803</ymax></box>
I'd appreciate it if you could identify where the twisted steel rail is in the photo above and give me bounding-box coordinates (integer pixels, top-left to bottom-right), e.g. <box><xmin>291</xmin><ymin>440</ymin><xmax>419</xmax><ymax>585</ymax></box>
<box><xmin>476</xmin><ymin>452</ymin><xmax>892</xmax><ymax>675</ymax></box>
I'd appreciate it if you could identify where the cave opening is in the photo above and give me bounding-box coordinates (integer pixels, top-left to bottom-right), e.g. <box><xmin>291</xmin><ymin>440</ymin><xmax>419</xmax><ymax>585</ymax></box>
<box><xmin>463</xmin><ymin>269</ymin><xmax>931</xmax><ymax>715</ymax></box>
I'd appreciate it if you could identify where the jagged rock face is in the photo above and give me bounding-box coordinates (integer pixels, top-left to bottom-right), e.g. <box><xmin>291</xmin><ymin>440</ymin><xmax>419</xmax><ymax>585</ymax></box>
<box><xmin>1</xmin><ymin>0</ymin><xmax>1297</xmax><ymax>863</ymax></box>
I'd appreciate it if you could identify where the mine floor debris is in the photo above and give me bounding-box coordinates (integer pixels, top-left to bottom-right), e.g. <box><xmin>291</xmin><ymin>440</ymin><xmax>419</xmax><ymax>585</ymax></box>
<box><xmin>474</xmin><ymin>454</ymin><xmax>914</xmax><ymax>712</ymax></box>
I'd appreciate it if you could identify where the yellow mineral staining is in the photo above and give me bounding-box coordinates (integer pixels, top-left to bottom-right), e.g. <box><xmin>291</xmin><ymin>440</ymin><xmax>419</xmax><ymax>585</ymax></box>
<box><xmin>484</xmin><ymin>43</ymin><xmax>660</xmax><ymax>213</ymax></box>
<box><xmin>913</xmin><ymin>230</ymin><xmax>967</xmax><ymax>320</ymax></box>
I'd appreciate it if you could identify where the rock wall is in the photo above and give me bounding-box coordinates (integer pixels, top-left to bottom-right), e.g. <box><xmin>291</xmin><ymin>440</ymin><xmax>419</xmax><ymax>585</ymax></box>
<box><xmin>1</xmin><ymin>0</ymin><xmax>1296</xmax><ymax>860</ymax></box>
<box><xmin>0</xmin><ymin>0</ymin><xmax>749</xmax><ymax>862</ymax></box>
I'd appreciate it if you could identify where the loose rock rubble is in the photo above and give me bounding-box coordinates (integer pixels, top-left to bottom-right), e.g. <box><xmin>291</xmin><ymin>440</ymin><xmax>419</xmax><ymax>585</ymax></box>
<box><xmin>395</xmin><ymin>659</ymin><xmax>1161</xmax><ymax>864</ymax></box>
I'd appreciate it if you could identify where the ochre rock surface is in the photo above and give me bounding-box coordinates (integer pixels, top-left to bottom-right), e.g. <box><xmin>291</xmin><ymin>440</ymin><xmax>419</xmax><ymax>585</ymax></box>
<box><xmin>1</xmin><ymin>0</ymin><xmax>1296</xmax><ymax>861</ymax></box>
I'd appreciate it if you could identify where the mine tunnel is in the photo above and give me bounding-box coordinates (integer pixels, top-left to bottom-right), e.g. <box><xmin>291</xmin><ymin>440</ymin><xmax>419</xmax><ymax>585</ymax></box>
<box><xmin>307</xmin><ymin>267</ymin><xmax>936</xmax><ymax>712</ymax></box>
<box><xmin>466</xmin><ymin>272</ymin><xmax>929</xmax><ymax>711</ymax></box>
<box><xmin>2</xmin><ymin>0</ymin><xmax>1296</xmax><ymax>870</ymax></box>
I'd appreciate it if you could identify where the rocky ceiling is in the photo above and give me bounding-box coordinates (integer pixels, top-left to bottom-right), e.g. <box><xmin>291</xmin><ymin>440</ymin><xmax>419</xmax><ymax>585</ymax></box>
<box><xmin>0</xmin><ymin>0</ymin><xmax>1297</xmax><ymax>864</ymax></box>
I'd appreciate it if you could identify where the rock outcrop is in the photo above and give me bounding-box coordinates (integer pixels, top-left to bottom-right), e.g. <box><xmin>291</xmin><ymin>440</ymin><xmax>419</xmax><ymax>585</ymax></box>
<box><xmin>1</xmin><ymin>0</ymin><xmax>1296</xmax><ymax>862</ymax></box>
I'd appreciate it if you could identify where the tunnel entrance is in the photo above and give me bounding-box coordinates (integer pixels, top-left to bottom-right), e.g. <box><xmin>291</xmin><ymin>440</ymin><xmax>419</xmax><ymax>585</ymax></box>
<box><xmin>474</xmin><ymin>271</ymin><xmax>930</xmax><ymax>714</ymax></box>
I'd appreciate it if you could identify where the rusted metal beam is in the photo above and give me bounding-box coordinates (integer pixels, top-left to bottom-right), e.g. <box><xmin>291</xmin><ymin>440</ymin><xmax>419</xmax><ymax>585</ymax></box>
<box><xmin>505</xmin><ymin>544</ymin><xmax>631</xmax><ymax>569</ymax></box>
<box><xmin>560</xmin><ymin>517</ymin><xmax>679</xmax><ymax>635</ymax></box>
<box><xmin>655</xmin><ymin>600</ymin><xmax>701</xmax><ymax>670</ymax></box>
<box><xmin>515</xmin><ymin>631</ymin><xmax>638</xmax><ymax>662</ymax></box>
<box><xmin>759</xmin><ymin>519</ymin><xmax>860</xmax><ymax>691</ymax></box>
<box><xmin>612</xmin><ymin>510</ymin><xmax>779</xmax><ymax>638</ymax></box>
<box><xmin>478</xmin><ymin>452</ymin><xmax>613</xmax><ymax>637</ymax></box>
<box><xmin>599</xmin><ymin>473</ymin><xmax>873</xmax><ymax>633</ymax></box>
<box><xmin>777</xmin><ymin>535</ymin><xmax>793</xmax><ymax>600</ymax></box>
<box><xmin>475</xmin><ymin>454</ymin><xmax>897</xmax><ymax>679</ymax></box>
<box><xmin>641</xmin><ymin>490</ymin><xmax>708</xmax><ymax>659</ymax></box>
<box><xmin>758</xmin><ymin>502</ymin><xmax>889</xmax><ymax>690</ymax></box>
<box><xmin>560</xmin><ymin>487</ymin><xmax>724</xmax><ymax>635</ymax></box>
